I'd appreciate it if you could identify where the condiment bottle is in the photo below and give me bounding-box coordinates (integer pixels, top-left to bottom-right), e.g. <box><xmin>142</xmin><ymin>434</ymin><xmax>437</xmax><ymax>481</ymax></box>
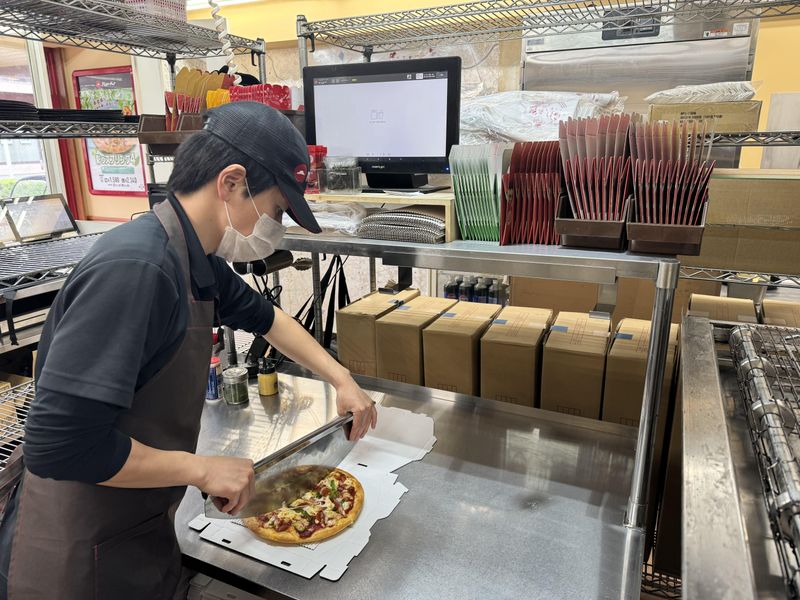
<box><xmin>258</xmin><ymin>358</ymin><xmax>278</xmax><ymax>396</ymax></box>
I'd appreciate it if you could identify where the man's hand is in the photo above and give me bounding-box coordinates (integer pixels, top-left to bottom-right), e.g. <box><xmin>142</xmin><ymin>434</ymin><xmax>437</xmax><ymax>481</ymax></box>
<box><xmin>335</xmin><ymin>377</ymin><xmax>378</xmax><ymax>441</ymax></box>
<box><xmin>192</xmin><ymin>455</ymin><xmax>256</xmax><ymax>515</ymax></box>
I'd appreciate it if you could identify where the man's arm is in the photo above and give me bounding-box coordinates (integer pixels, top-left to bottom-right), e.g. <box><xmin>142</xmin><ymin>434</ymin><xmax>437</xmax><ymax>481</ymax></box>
<box><xmin>100</xmin><ymin>439</ymin><xmax>255</xmax><ymax>514</ymax></box>
<box><xmin>265</xmin><ymin>308</ymin><xmax>378</xmax><ymax>440</ymax></box>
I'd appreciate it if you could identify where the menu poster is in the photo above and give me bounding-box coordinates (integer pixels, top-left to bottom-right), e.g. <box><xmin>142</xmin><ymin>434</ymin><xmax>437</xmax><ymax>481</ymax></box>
<box><xmin>73</xmin><ymin>67</ymin><xmax>146</xmax><ymax>196</ymax></box>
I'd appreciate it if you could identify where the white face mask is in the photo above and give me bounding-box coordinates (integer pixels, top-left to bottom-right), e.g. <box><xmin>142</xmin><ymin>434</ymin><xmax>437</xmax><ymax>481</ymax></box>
<box><xmin>215</xmin><ymin>180</ymin><xmax>287</xmax><ymax>263</ymax></box>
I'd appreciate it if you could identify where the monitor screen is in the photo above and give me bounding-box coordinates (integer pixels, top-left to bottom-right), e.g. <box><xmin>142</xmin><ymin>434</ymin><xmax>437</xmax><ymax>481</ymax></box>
<box><xmin>304</xmin><ymin>57</ymin><xmax>461</xmax><ymax>175</ymax></box>
<box><xmin>2</xmin><ymin>195</ymin><xmax>77</xmax><ymax>241</ymax></box>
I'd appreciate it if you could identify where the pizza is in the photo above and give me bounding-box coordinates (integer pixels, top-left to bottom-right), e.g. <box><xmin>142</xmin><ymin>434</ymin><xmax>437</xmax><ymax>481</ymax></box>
<box><xmin>244</xmin><ymin>468</ymin><xmax>363</xmax><ymax>544</ymax></box>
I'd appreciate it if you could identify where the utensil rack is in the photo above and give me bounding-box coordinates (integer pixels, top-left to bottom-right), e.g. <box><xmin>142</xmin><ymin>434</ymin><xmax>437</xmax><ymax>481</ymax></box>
<box><xmin>730</xmin><ymin>324</ymin><xmax>800</xmax><ymax>598</ymax></box>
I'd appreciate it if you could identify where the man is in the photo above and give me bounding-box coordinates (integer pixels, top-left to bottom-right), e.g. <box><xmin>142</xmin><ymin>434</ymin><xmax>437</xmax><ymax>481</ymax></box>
<box><xmin>0</xmin><ymin>102</ymin><xmax>377</xmax><ymax>599</ymax></box>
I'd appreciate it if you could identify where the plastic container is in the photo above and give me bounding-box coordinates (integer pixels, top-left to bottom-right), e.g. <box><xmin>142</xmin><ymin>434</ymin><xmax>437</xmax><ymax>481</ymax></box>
<box><xmin>320</xmin><ymin>167</ymin><xmax>362</xmax><ymax>195</ymax></box>
<box><xmin>206</xmin><ymin>356</ymin><xmax>222</xmax><ymax>401</ymax></box>
<box><xmin>555</xmin><ymin>196</ymin><xmax>629</xmax><ymax>251</ymax></box>
<box><xmin>459</xmin><ymin>278</ymin><xmax>475</xmax><ymax>302</ymax></box>
<box><xmin>627</xmin><ymin>202</ymin><xmax>707</xmax><ymax>255</ymax></box>
<box><xmin>474</xmin><ymin>278</ymin><xmax>489</xmax><ymax>303</ymax></box>
<box><xmin>443</xmin><ymin>276</ymin><xmax>459</xmax><ymax>299</ymax></box>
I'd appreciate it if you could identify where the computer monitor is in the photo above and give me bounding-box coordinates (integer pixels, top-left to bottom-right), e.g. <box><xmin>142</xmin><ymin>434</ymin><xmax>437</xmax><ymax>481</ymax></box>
<box><xmin>303</xmin><ymin>57</ymin><xmax>461</xmax><ymax>190</ymax></box>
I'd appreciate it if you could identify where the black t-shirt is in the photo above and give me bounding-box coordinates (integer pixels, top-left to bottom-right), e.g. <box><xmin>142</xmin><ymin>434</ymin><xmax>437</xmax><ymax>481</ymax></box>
<box><xmin>0</xmin><ymin>195</ymin><xmax>275</xmax><ymax>593</ymax></box>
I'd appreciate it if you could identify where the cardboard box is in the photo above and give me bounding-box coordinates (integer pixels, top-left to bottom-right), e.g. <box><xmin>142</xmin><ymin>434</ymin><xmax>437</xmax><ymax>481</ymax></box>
<box><xmin>423</xmin><ymin>301</ymin><xmax>501</xmax><ymax>395</ymax></box>
<box><xmin>510</xmin><ymin>278</ymin><xmax>598</xmax><ymax>314</ymax></box>
<box><xmin>375</xmin><ymin>296</ymin><xmax>458</xmax><ymax>385</ymax></box>
<box><xmin>762</xmin><ymin>299</ymin><xmax>800</xmax><ymax>327</ymax></box>
<box><xmin>707</xmin><ymin>169</ymin><xmax>800</xmax><ymax>227</ymax></box>
<box><xmin>648</xmin><ymin>100</ymin><xmax>761</xmax><ymax>133</ymax></box>
<box><xmin>511</xmin><ymin>276</ymin><xmax>721</xmax><ymax>330</ymax></box>
<box><xmin>540</xmin><ymin>312</ymin><xmax>610</xmax><ymax>419</ymax></box>
<box><xmin>680</xmin><ymin>224</ymin><xmax>800</xmax><ymax>274</ymax></box>
<box><xmin>688</xmin><ymin>293</ymin><xmax>757</xmax><ymax>323</ymax></box>
<box><xmin>602</xmin><ymin>319</ymin><xmax>679</xmax><ymax>427</ymax></box>
<box><xmin>480</xmin><ymin>306</ymin><xmax>553</xmax><ymax>407</ymax></box>
<box><xmin>336</xmin><ymin>289</ymin><xmax>420</xmax><ymax>376</ymax></box>
<box><xmin>611</xmin><ymin>277</ymin><xmax>722</xmax><ymax>329</ymax></box>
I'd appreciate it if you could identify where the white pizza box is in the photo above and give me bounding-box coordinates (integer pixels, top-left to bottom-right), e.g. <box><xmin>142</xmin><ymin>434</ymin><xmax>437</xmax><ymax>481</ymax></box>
<box><xmin>189</xmin><ymin>404</ymin><xmax>436</xmax><ymax>581</ymax></box>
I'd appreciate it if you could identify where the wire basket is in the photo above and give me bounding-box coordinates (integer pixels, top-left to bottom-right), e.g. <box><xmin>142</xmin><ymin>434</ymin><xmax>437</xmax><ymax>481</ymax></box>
<box><xmin>124</xmin><ymin>0</ymin><xmax>187</xmax><ymax>22</ymax></box>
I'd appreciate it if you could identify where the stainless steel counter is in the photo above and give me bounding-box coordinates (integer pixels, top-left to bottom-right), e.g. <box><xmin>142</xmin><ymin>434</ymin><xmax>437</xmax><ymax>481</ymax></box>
<box><xmin>176</xmin><ymin>365</ymin><xmax>644</xmax><ymax>600</ymax></box>
<box><xmin>681</xmin><ymin>317</ymin><xmax>787</xmax><ymax>599</ymax></box>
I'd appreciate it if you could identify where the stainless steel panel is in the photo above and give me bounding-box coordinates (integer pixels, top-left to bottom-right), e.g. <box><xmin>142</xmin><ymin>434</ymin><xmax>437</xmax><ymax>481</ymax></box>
<box><xmin>279</xmin><ymin>235</ymin><xmax>672</xmax><ymax>282</ymax></box>
<box><xmin>523</xmin><ymin>36</ymin><xmax>752</xmax><ymax>116</ymax></box>
<box><xmin>176</xmin><ymin>366</ymin><xmax>644</xmax><ymax>600</ymax></box>
<box><xmin>680</xmin><ymin>316</ymin><xmax>758</xmax><ymax>599</ymax></box>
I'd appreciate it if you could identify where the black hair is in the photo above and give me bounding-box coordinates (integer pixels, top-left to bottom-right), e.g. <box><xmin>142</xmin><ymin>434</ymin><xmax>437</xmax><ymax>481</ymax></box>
<box><xmin>167</xmin><ymin>130</ymin><xmax>275</xmax><ymax>195</ymax></box>
<box><xmin>217</xmin><ymin>66</ymin><xmax>261</xmax><ymax>86</ymax></box>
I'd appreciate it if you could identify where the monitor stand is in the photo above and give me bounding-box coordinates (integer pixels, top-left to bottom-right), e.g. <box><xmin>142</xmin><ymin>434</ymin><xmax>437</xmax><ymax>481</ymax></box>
<box><xmin>364</xmin><ymin>172</ymin><xmax>449</xmax><ymax>194</ymax></box>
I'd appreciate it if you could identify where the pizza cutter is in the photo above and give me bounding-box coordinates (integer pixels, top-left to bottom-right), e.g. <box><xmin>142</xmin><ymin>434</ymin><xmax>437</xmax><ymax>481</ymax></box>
<box><xmin>204</xmin><ymin>414</ymin><xmax>356</xmax><ymax>519</ymax></box>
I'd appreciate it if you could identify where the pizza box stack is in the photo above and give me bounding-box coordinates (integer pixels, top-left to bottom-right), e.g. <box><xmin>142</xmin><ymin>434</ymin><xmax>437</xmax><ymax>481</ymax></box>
<box><xmin>189</xmin><ymin>404</ymin><xmax>436</xmax><ymax>581</ymax></box>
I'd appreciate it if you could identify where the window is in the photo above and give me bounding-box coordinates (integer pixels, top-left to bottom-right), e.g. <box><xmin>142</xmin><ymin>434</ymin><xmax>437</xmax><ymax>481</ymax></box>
<box><xmin>0</xmin><ymin>38</ymin><xmax>50</xmax><ymax>198</ymax></box>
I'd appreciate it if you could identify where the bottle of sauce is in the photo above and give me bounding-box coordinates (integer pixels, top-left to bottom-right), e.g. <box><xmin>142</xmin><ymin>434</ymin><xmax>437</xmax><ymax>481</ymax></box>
<box><xmin>258</xmin><ymin>358</ymin><xmax>278</xmax><ymax>396</ymax></box>
<box><xmin>474</xmin><ymin>277</ymin><xmax>489</xmax><ymax>303</ymax></box>
<box><xmin>459</xmin><ymin>277</ymin><xmax>474</xmax><ymax>302</ymax></box>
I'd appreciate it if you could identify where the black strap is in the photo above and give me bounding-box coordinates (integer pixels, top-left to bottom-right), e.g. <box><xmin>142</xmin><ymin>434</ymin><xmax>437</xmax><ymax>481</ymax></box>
<box><xmin>293</xmin><ymin>255</ymin><xmax>350</xmax><ymax>349</ymax></box>
<box><xmin>1</xmin><ymin>291</ymin><xmax>18</xmax><ymax>346</ymax></box>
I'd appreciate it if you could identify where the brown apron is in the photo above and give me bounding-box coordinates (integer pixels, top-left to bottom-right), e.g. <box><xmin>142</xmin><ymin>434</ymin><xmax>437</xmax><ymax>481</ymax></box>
<box><xmin>8</xmin><ymin>200</ymin><xmax>214</xmax><ymax>600</ymax></box>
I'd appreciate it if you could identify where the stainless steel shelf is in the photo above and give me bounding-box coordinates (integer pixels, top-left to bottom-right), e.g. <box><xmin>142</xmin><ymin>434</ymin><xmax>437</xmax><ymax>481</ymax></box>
<box><xmin>0</xmin><ymin>120</ymin><xmax>139</xmax><ymax>139</ymax></box>
<box><xmin>298</xmin><ymin>0</ymin><xmax>800</xmax><ymax>53</ymax></box>
<box><xmin>0</xmin><ymin>381</ymin><xmax>33</xmax><ymax>496</ymax></box>
<box><xmin>0</xmin><ymin>0</ymin><xmax>263</xmax><ymax>59</ymax></box>
<box><xmin>280</xmin><ymin>235</ymin><xmax>673</xmax><ymax>282</ymax></box>
<box><xmin>710</xmin><ymin>130</ymin><xmax>800</xmax><ymax>147</ymax></box>
<box><xmin>680</xmin><ymin>266</ymin><xmax>800</xmax><ymax>288</ymax></box>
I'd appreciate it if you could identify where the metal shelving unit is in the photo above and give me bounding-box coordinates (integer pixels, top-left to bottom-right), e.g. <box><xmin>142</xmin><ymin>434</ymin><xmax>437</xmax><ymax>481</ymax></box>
<box><xmin>681</xmin><ymin>266</ymin><xmax>800</xmax><ymax>288</ymax></box>
<box><xmin>297</xmin><ymin>0</ymin><xmax>800</xmax><ymax>55</ymax></box>
<box><xmin>712</xmin><ymin>130</ymin><xmax>800</xmax><ymax>147</ymax></box>
<box><xmin>0</xmin><ymin>0</ymin><xmax>263</xmax><ymax>59</ymax></box>
<box><xmin>0</xmin><ymin>234</ymin><xmax>102</xmax><ymax>294</ymax></box>
<box><xmin>0</xmin><ymin>381</ymin><xmax>34</xmax><ymax>497</ymax></box>
<box><xmin>0</xmin><ymin>120</ymin><xmax>139</xmax><ymax>139</ymax></box>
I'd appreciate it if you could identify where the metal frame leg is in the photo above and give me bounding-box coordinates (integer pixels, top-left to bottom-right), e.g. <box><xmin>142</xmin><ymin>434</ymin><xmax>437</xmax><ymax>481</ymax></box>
<box><xmin>625</xmin><ymin>260</ymin><xmax>679</xmax><ymax>529</ymax></box>
<box><xmin>297</xmin><ymin>16</ymin><xmax>309</xmax><ymax>69</ymax></box>
<box><xmin>311</xmin><ymin>252</ymin><xmax>324</xmax><ymax>343</ymax></box>
<box><xmin>369</xmin><ymin>258</ymin><xmax>377</xmax><ymax>292</ymax></box>
<box><xmin>256</xmin><ymin>38</ymin><xmax>267</xmax><ymax>82</ymax></box>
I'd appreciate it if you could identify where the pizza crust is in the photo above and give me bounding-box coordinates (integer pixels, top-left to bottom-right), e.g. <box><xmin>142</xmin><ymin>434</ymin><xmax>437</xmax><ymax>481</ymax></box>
<box><xmin>244</xmin><ymin>469</ymin><xmax>364</xmax><ymax>545</ymax></box>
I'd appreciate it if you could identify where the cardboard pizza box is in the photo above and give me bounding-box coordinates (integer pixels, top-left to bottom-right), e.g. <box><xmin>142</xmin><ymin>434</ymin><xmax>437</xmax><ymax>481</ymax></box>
<box><xmin>540</xmin><ymin>311</ymin><xmax>610</xmax><ymax>419</ymax></box>
<box><xmin>688</xmin><ymin>294</ymin><xmax>757</xmax><ymax>324</ymax></box>
<box><xmin>422</xmin><ymin>301</ymin><xmax>501</xmax><ymax>396</ymax></box>
<box><xmin>480</xmin><ymin>306</ymin><xmax>553</xmax><ymax>407</ymax></box>
<box><xmin>375</xmin><ymin>296</ymin><xmax>458</xmax><ymax>386</ymax></box>
<box><xmin>762</xmin><ymin>299</ymin><xmax>800</xmax><ymax>328</ymax></box>
<box><xmin>336</xmin><ymin>289</ymin><xmax>420</xmax><ymax>377</ymax></box>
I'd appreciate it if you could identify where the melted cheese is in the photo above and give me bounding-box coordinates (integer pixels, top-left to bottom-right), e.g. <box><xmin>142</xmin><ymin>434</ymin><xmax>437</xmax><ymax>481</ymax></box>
<box><xmin>267</xmin><ymin>470</ymin><xmax>358</xmax><ymax>531</ymax></box>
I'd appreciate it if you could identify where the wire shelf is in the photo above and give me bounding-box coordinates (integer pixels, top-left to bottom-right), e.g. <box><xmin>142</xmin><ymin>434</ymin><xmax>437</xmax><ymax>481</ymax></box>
<box><xmin>730</xmin><ymin>325</ymin><xmax>800</xmax><ymax>599</ymax></box>
<box><xmin>641</xmin><ymin>557</ymin><xmax>682</xmax><ymax>599</ymax></box>
<box><xmin>0</xmin><ymin>234</ymin><xmax>101</xmax><ymax>293</ymax></box>
<box><xmin>680</xmin><ymin>267</ymin><xmax>800</xmax><ymax>288</ymax></box>
<box><xmin>299</xmin><ymin>0</ymin><xmax>800</xmax><ymax>53</ymax></box>
<box><xmin>0</xmin><ymin>0</ymin><xmax>263</xmax><ymax>59</ymax></box>
<box><xmin>710</xmin><ymin>131</ymin><xmax>800</xmax><ymax>147</ymax></box>
<box><xmin>0</xmin><ymin>121</ymin><xmax>140</xmax><ymax>139</ymax></box>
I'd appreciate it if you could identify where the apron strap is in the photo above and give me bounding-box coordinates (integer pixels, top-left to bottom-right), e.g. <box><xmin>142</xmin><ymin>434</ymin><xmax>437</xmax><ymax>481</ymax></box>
<box><xmin>153</xmin><ymin>199</ymin><xmax>193</xmax><ymax>297</ymax></box>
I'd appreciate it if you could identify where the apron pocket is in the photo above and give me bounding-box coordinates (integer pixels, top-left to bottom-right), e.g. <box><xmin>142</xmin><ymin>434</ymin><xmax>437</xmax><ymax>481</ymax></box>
<box><xmin>93</xmin><ymin>513</ymin><xmax>179</xmax><ymax>600</ymax></box>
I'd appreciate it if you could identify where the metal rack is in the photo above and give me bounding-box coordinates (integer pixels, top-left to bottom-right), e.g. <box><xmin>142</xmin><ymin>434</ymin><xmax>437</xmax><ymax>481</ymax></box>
<box><xmin>0</xmin><ymin>234</ymin><xmax>102</xmax><ymax>295</ymax></box>
<box><xmin>730</xmin><ymin>324</ymin><xmax>800</xmax><ymax>598</ymax></box>
<box><xmin>680</xmin><ymin>266</ymin><xmax>800</xmax><ymax>288</ymax></box>
<box><xmin>0</xmin><ymin>0</ymin><xmax>263</xmax><ymax>59</ymax></box>
<box><xmin>712</xmin><ymin>130</ymin><xmax>800</xmax><ymax>147</ymax></box>
<box><xmin>0</xmin><ymin>121</ymin><xmax>139</xmax><ymax>139</ymax></box>
<box><xmin>0</xmin><ymin>381</ymin><xmax>33</xmax><ymax>498</ymax></box>
<box><xmin>297</xmin><ymin>0</ymin><xmax>800</xmax><ymax>55</ymax></box>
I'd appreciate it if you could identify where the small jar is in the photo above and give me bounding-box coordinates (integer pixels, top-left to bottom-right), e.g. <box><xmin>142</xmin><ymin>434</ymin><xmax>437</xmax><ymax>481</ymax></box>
<box><xmin>257</xmin><ymin>358</ymin><xmax>278</xmax><ymax>396</ymax></box>
<box><xmin>222</xmin><ymin>367</ymin><xmax>249</xmax><ymax>406</ymax></box>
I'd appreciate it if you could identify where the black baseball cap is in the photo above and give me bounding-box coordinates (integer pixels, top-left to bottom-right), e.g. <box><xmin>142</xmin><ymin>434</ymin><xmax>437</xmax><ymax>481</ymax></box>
<box><xmin>203</xmin><ymin>102</ymin><xmax>321</xmax><ymax>234</ymax></box>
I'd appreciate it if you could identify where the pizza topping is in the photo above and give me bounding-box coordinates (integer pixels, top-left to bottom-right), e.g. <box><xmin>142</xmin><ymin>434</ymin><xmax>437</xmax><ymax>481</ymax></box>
<box><xmin>273</xmin><ymin>519</ymin><xmax>290</xmax><ymax>532</ymax></box>
<box><xmin>293</xmin><ymin>519</ymin><xmax>309</xmax><ymax>532</ymax></box>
